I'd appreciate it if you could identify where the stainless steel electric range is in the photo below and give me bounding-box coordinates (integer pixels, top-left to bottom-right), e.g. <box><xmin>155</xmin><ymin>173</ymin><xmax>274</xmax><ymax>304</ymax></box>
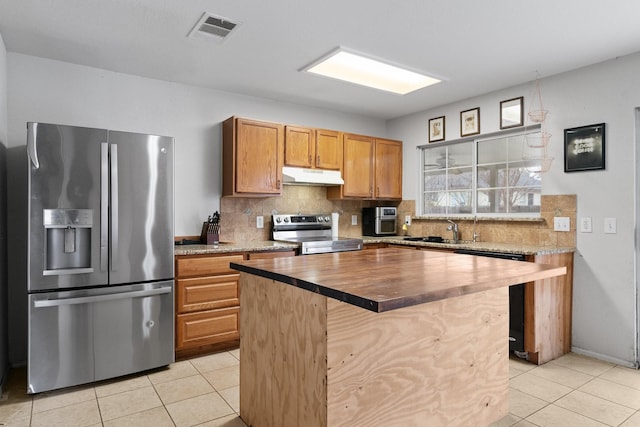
<box><xmin>272</xmin><ymin>214</ymin><xmax>363</xmax><ymax>255</ymax></box>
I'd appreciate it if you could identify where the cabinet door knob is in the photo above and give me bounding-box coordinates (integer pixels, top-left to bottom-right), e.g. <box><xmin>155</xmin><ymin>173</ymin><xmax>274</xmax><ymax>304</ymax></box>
<box><xmin>316</xmin><ymin>155</ymin><xmax>320</xmax><ymax>166</ymax></box>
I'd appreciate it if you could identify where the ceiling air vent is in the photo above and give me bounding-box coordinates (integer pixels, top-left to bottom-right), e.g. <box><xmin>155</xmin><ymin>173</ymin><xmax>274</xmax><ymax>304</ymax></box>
<box><xmin>188</xmin><ymin>12</ymin><xmax>239</xmax><ymax>41</ymax></box>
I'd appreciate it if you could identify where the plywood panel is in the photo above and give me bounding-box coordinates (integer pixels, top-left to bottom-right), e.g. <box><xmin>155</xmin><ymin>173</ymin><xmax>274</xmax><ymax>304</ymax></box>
<box><xmin>240</xmin><ymin>274</ymin><xmax>328</xmax><ymax>427</ymax></box>
<box><xmin>239</xmin><ymin>271</ymin><xmax>509</xmax><ymax>427</ymax></box>
<box><xmin>326</xmin><ymin>288</ymin><xmax>509</xmax><ymax>427</ymax></box>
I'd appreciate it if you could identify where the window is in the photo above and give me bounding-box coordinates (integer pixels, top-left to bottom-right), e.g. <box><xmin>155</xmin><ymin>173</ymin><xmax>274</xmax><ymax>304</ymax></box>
<box><xmin>421</xmin><ymin>130</ymin><xmax>542</xmax><ymax>216</ymax></box>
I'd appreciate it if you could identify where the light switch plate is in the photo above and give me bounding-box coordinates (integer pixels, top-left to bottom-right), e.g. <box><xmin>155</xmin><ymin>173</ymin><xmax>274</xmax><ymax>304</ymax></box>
<box><xmin>405</xmin><ymin>215</ymin><xmax>412</xmax><ymax>225</ymax></box>
<box><xmin>553</xmin><ymin>217</ymin><xmax>570</xmax><ymax>232</ymax></box>
<box><xmin>351</xmin><ymin>214</ymin><xmax>358</xmax><ymax>226</ymax></box>
<box><xmin>604</xmin><ymin>217</ymin><xmax>617</xmax><ymax>234</ymax></box>
<box><xmin>256</xmin><ymin>216</ymin><xmax>264</xmax><ymax>229</ymax></box>
<box><xmin>580</xmin><ymin>217</ymin><xmax>592</xmax><ymax>233</ymax></box>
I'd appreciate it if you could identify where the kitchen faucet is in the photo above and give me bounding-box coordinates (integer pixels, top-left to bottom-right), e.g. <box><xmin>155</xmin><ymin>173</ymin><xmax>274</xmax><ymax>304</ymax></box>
<box><xmin>447</xmin><ymin>220</ymin><xmax>459</xmax><ymax>243</ymax></box>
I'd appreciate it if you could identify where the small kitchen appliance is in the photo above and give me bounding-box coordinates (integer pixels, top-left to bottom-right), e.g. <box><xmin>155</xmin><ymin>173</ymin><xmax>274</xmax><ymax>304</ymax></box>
<box><xmin>362</xmin><ymin>206</ymin><xmax>398</xmax><ymax>236</ymax></box>
<box><xmin>272</xmin><ymin>214</ymin><xmax>362</xmax><ymax>255</ymax></box>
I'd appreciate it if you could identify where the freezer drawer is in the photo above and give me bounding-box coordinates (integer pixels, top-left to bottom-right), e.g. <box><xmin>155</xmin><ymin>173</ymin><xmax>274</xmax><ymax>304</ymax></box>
<box><xmin>28</xmin><ymin>281</ymin><xmax>174</xmax><ymax>393</ymax></box>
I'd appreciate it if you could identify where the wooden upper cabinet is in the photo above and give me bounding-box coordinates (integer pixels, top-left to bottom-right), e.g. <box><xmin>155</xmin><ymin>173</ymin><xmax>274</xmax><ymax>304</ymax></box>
<box><xmin>342</xmin><ymin>133</ymin><xmax>374</xmax><ymax>198</ymax></box>
<box><xmin>315</xmin><ymin>129</ymin><xmax>341</xmax><ymax>170</ymax></box>
<box><xmin>374</xmin><ymin>138</ymin><xmax>403</xmax><ymax>200</ymax></box>
<box><xmin>284</xmin><ymin>127</ymin><xmax>342</xmax><ymax>170</ymax></box>
<box><xmin>284</xmin><ymin>126</ymin><xmax>314</xmax><ymax>168</ymax></box>
<box><xmin>328</xmin><ymin>133</ymin><xmax>403</xmax><ymax>200</ymax></box>
<box><xmin>223</xmin><ymin>117</ymin><xmax>284</xmax><ymax>196</ymax></box>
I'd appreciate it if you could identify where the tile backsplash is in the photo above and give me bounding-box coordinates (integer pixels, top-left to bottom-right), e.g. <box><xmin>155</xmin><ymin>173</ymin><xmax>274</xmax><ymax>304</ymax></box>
<box><xmin>214</xmin><ymin>188</ymin><xmax>575</xmax><ymax>248</ymax></box>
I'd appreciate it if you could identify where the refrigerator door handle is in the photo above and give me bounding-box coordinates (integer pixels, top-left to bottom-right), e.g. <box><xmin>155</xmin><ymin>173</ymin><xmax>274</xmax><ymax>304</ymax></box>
<box><xmin>110</xmin><ymin>143</ymin><xmax>119</xmax><ymax>272</ymax></box>
<box><xmin>100</xmin><ymin>143</ymin><xmax>109</xmax><ymax>272</ymax></box>
<box><xmin>33</xmin><ymin>286</ymin><xmax>172</xmax><ymax>308</ymax></box>
<box><xmin>27</xmin><ymin>122</ymin><xmax>40</xmax><ymax>169</ymax></box>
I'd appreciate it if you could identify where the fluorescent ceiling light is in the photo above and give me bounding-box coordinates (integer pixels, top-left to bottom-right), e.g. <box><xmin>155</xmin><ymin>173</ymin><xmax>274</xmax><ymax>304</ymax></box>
<box><xmin>303</xmin><ymin>49</ymin><xmax>441</xmax><ymax>95</ymax></box>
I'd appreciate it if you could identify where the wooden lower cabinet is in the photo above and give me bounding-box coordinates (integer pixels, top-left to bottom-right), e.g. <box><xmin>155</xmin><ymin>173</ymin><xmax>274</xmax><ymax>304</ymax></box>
<box><xmin>174</xmin><ymin>250</ymin><xmax>296</xmax><ymax>358</ymax></box>
<box><xmin>175</xmin><ymin>253</ymin><xmax>244</xmax><ymax>358</ymax></box>
<box><xmin>524</xmin><ymin>252</ymin><xmax>574</xmax><ymax>364</ymax></box>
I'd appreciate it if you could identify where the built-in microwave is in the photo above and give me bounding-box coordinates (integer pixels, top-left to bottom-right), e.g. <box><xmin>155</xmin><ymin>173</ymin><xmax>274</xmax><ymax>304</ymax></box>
<box><xmin>362</xmin><ymin>207</ymin><xmax>397</xmax><ymax>236</ymax></box>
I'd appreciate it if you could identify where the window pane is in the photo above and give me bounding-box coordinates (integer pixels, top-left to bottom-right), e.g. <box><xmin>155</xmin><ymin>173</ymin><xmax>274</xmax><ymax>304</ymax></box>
<box><xmin>477</xmin><ymin>137</ymin><xmax>506</xmax><ymax>164</ymax></box>
<box><xmin>424</xmin><ymin>191</ymin><xmax>447</xmax><ymax>214</ymax></box>
<box><xmin>477</xmin><ymin>164</ymin><xmax>507</xmax><ymax>188</ymax></box>
<box><xmin>448</xmin><ymin>167</ymin><xmax>473</xmax><ymax>189</ymax></box>
<box><xmin>510</xmin><ymin>187</ymin><xmax>541</xmax><ymax>213</ymax></box>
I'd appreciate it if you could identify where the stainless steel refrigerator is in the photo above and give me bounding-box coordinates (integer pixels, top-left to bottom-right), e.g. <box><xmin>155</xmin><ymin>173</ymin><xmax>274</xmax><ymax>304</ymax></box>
<box><xmin>26</xmin><ymin>122</ymin><xmax>174</xmax><ymax>394</ymax></box>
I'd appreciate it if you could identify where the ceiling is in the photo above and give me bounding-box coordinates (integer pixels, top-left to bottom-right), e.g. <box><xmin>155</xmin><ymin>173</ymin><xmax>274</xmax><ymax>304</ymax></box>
<box><xmin>1</xmin><ymin>1</ymin><xmax>639</xmax><ymax>120</ymax></box>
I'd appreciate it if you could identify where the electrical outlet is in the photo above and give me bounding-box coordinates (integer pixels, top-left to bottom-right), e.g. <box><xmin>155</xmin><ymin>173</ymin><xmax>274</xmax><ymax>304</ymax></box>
<box><xmin>405</xmin><ymin>215</ymin><xmax>412</xmax><ymax>225</ymax></box>
<box><xmin>604</xmin><ymin>217</ymin><xmax>617</xmax><ymax>234</ymax></box>
<box><xmin>553</xmin><ymin>217</ymin><xmax>570</xmax><ymax>232</ymax></box>
<box><xmin>351</xmin><ymin>214</ymin><xmax>358</xmax><ymax>226</ymax></box>
<box><xmin>580</xmin><ymin>217</ymin><xmax>592</xmax><ymax>233</ymax></box>
<box><xmin>256</xmin><ymin>216</ymin><xmax>264</xmax><ymax>229</ymax></box>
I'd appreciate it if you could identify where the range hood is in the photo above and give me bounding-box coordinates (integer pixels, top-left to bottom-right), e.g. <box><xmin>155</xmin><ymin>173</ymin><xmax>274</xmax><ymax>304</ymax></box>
<box><xmin>282</xmin><ymin>166</ymin><xmax>344</xmax><ymax>186</ymax></box>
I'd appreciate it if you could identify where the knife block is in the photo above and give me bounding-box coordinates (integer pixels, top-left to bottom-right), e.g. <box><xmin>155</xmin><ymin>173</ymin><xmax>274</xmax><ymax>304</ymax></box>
<box><xmin>200</xmin><ymin>222</ymin><xmax>220</xmax><ymax>245</ymax></box>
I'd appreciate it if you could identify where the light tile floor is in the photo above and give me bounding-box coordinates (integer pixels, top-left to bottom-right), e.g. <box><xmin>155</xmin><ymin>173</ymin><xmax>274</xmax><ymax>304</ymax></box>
<box><xmin>2</xmin><ymin>350</ymin><xmax>640</xmax><ymax>426</ymax></box>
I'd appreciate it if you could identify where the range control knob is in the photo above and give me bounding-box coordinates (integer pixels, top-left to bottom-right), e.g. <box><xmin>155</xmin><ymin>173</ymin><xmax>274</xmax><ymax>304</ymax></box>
<box><xmin>275</xmin><ymin>217</ymin><xmax>282</xmax><ymax>223</ymax></box>
<box><xmin>283</xmin><ymin>217</ymin><xmax>289</xmax><ymax>223</ymax></box>
<box><xmin>317</xmin><ymin>216</ymin><xmax>324</xmax><ymax>222</ymax></box>
<box><xmin>324</xmin><ymin>216</ymin><xmax>331</xmax><ymax>222</ymax></box>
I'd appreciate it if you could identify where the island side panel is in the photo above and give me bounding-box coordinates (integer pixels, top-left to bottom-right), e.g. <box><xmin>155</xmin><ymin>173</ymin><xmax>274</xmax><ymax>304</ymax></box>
<box><xmin>524</xmin><ymin>252</ymin><xmax>574</xmax><ymax>364</ymax></box>
<box><xmin>239</xmin><ymin>273</ymin><xmax>328</xmax><ymax>427</ymax></box>
<box><xmin>325</xmin><ymin>287</ymin><xmax>510</xmax><ymax>427</ymax></box>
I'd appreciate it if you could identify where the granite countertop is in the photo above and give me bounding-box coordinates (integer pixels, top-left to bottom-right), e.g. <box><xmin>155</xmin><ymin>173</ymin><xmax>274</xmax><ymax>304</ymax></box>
<box><xmin>361</xmin><ymin>236</ymin><xmax>575</xmax><ymax>255</ymax></box>
<box><xmin>230</xmin><ymin>248</ymin><xmax>567</xmax><ymax>312</ymax></box>
<box><xmin>174</xmin><ymin>236</ymin><xmax>575</xmax><ymax>256</ymax></box>
<box><xmin>174</xmin><ymin>240</ymin><xmax>298</xmax><ymax>256</ymax></box>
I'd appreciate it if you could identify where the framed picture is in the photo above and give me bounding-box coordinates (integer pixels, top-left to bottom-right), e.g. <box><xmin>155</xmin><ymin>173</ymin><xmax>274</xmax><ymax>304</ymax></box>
<box><xmin>428</xmin><ymin>116</ymin><xmax>445</xmax><ymax>142</ymax></box>
<box><xmin>500</xmin><ymin>96</ymin><xmax>524</xmax><ymax>129</ymax></box>
<box><xmin>460</xmin><ymin>107</ymin><xmax>480</xmax><ymax>136</ymax></box>
<box><xmin>564</xmin><ymin>123</ymin><xmax>606</xmax><ymax>172</ymax></box>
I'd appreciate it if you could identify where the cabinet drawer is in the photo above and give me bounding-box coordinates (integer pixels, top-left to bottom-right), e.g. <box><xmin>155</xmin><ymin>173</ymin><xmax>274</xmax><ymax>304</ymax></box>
<box><xmin>175</xmin><ymin>254</ymin><xmax>244</xmax><ymax>277</ymax></box>
<box><xmin>176</xmin><ymin>274</ymin><xmax>240</xmax><ymax>313</ymax></box>
<box><xmin>176</xmin><ymin>307</ymin><xmax>240</xmax><ymax>350</ymax></box>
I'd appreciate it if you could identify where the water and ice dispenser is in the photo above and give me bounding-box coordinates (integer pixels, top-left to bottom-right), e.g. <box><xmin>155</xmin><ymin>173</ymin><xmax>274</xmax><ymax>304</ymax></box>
<box><xmin>43</xmin><ymin>209</ymin><xmax>93</xmax><ymax>275</ymax></box>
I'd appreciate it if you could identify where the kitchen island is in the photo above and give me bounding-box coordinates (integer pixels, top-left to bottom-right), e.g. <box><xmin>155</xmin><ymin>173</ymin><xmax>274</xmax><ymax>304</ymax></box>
<box><xmin>230</xmin><ymin>248</ymin><xmax>567</xmax><ymax>427</ymax></box>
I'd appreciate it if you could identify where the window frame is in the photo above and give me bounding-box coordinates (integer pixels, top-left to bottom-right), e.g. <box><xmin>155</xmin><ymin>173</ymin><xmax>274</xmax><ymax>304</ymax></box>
<box><xmin>418</xmin><ymin>125</ymin><xmax>543</xmax><ymax>219</ymax></box>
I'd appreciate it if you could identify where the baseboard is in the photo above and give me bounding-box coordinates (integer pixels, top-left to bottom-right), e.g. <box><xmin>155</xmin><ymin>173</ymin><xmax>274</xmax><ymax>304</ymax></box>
<box><xmin>571</xmin><ymin>346</ymin><xmax>637</xmax><ymax>369</ymax></box>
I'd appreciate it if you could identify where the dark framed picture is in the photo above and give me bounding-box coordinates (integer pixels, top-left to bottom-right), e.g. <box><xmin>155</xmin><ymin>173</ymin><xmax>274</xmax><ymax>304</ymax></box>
<box><xmin>564</xmin><ymin>123</ymin><xmax>606</xmax><ymax>172</ymax></box>
<box><xmin>460</xmin><ymin>107</ymin><xmax>480</xmax><ymax>137</ymax></box>
<box><xmin>428</xmin><ymin>116</ymin><xmax>445</xmax><ymax>142</ymax></box>
<box><xmin>500</xmin><ymin>96</ymin><xmax>524</xmax><ymax>129</ymax></box>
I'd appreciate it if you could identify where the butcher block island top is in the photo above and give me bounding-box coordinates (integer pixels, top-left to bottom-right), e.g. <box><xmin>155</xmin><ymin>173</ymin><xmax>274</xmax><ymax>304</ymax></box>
<box><xmin>229</xmin><ymin>247</ymin><xmax>567</xmax><ymax>312</ymax></box>
<box><xmin>232</xmin><ymin>248</ymin><xmax>568</xmax><ymax>427</ymax></box>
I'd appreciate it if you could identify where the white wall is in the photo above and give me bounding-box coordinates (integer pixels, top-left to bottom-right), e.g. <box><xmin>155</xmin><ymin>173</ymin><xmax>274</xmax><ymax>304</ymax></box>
<box><xmin>6</xmin><ymin>53</ymin><xmax>387</xmax><ymax>236</ymax></box>
<box><xmin>388</xmin><ymin>52</ymin><xmax>640</xmax><ymax>366</ymax></box>
<box><xmin>5</xmin><ymin>53</ymin><xmax>388</xmax><ymax>364</ymax></box>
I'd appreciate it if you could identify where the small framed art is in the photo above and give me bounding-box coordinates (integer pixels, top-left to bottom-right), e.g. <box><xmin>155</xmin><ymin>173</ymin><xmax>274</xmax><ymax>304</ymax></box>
<box><xmin>428</xmin><ymin>116</ymin><xmax>445</xmax><ymax>142</ymax></box>
<box><xmin>500</xmin><ymin>97</ymin><xmax>524</xmax><ymax>129</ymax></box>
<box><xmin>460</xmin><ymin>107</ymin><xmax>480</xmax><ymax>137</ymax></box>
<box><xmin>564</xmin><ymin>123</ymin><xmax>606</xmax><ymax>172</ymax></box>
